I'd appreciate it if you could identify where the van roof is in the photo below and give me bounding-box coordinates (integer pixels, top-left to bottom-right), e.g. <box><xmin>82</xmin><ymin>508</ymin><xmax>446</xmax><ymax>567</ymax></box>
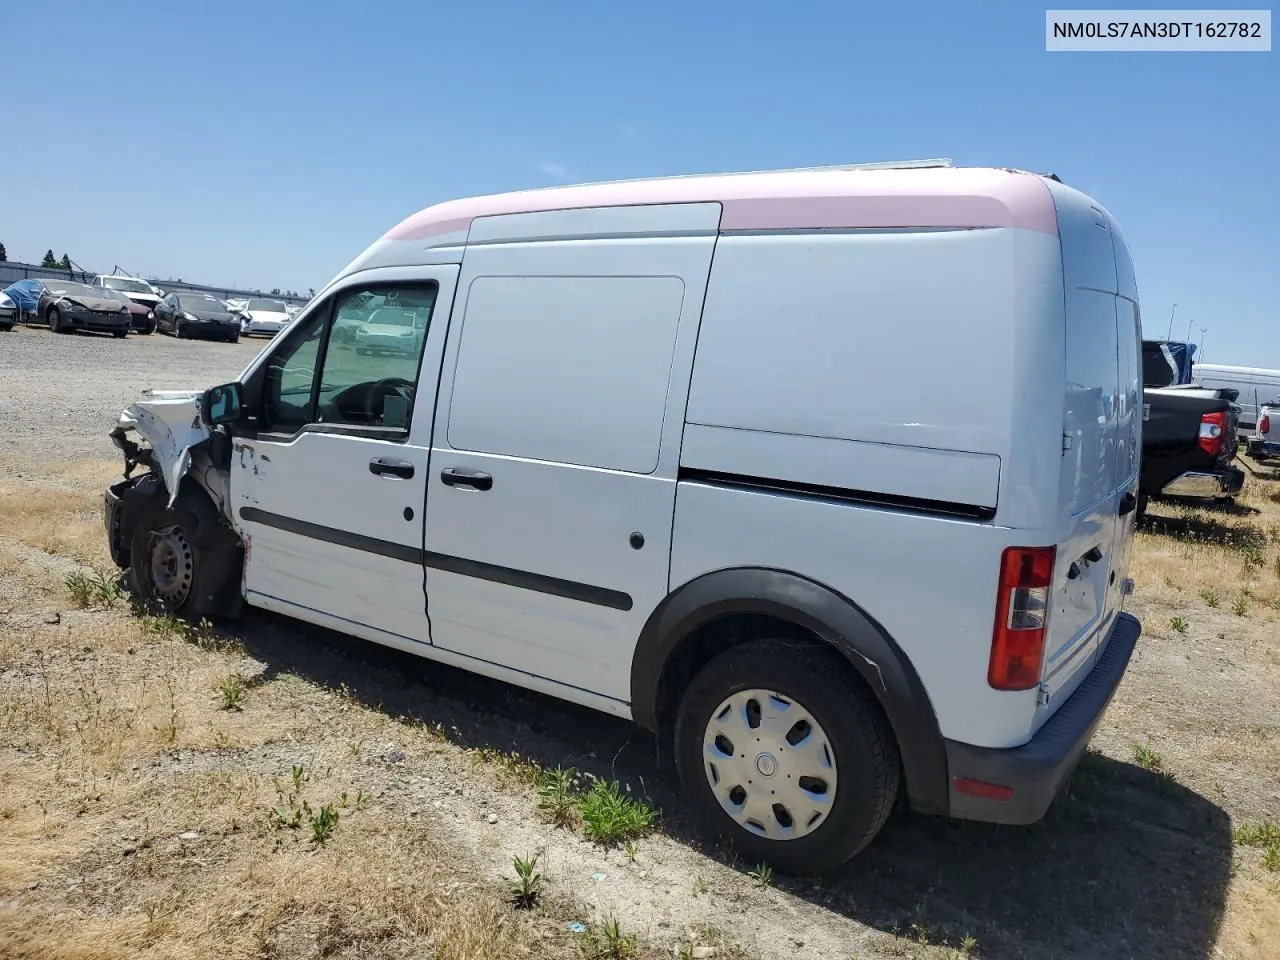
<box><xmin>384</xmin><ymin>164</ymin><xmax>1060</xmax><ymax>243</ymax></box>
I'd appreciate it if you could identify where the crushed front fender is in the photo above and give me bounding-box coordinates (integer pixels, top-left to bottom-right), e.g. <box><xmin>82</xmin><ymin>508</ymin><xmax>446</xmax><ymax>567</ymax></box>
<box><xmin>110</xmin><ymin>391</ymin><xmax>209</xmax><ymax>507</ymax></box>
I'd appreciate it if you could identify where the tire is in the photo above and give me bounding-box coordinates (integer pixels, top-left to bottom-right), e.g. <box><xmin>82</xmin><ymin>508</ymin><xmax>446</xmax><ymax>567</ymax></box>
<box><xmin>175</xmin><ymin>321</ymin><xmax>187</xmax><ymax>339</ymax></box>
<box><xmin>127</xmin><ymin>501</ymin><xmax>199</xmax><ymax>616</ymax></box>
<box><xmin>228</xmin><ymin>332</ymin><xmax>240</xmax><ymax>344</ymax></box>
<box><xmin>124</xmin><ymin>482</ymin><xmax>243</xmax><ymax>619</ymax></box>
<box><xmin>674</xmin><ymin>639</ymin><xmax>900</xmax><ymax>875</ymax></box>
<box><xmin>1136</xmin><ymin>491</ymin><xmax>1149</xmax><ymax>522</ymax></box>
<box><xmin>113</xmin><ymin>329</ymin><xmax>128</xmax><ymax>339</ymax></box>
<box><xmin>47</xmin><ymin>307</ymin><xmax>62</xmax><ymax>333</ymax></box>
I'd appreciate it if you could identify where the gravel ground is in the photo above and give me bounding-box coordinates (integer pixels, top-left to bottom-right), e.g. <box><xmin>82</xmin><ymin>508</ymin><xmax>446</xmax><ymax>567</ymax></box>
<box><xmin>0</xmin><ymin>324</ymin><xmax>266</xmax><ymax>462</ymax></box>
<box><xmin>1</xmin><ymin>319</ymin><xmax>1277</xmax><ymax>959</ymax></box>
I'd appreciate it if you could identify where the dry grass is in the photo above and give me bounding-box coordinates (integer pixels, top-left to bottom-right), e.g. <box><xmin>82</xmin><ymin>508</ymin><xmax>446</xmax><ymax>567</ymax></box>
<box><xmin>0</xmin><ymin>463</ymin><xmax>603</xmax><ymax>960</ymax></box>
<box><xmin>2</xmin><ymin>455</ymin><xmax>1279</xmax><ymax>958</ymax></box>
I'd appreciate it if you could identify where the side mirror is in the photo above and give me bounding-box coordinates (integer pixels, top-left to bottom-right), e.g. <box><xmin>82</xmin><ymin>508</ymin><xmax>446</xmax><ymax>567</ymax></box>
<box><xmin>201</xmin><ymin>382</ymin><xmax>243</xmax><ymax>427</ymax></box>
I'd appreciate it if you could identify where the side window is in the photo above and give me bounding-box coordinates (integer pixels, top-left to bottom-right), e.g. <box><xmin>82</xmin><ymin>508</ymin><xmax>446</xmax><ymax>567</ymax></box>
<box><xmin>447</xmin><ymin>276</ymin><xmax>684</xmax><ymax>473</ymax></box>
<box><xmin>263</xmin><ymin>283</ymin><xmax>437</xmax><ymax>434</ymax></box>
<box><xmin>264</xmin><ymin>307</ymin><xmax>327</xmax><ymax>430</ymax></box>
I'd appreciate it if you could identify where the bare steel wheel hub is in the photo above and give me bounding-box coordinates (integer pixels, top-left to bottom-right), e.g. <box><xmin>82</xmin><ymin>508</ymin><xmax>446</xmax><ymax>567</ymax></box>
<box><xmin>147</xmin><ymin>525</ymin><xmax>194</xmax><ymax>607</ymax></box>
<box><xmin>702</xmin><ymin>689</ymin><xmax>838</xmax><ymax>841</ymax></box>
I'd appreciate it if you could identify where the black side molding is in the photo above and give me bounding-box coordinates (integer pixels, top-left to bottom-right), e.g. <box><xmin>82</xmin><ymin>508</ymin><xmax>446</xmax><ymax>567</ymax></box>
<box><xmin>236</xmin><ymin>507</ymin><xmax>630</xmax><ymax>610</ymax></box>
<box><xmin>678</xmin><ymin>468</ymin><xmax>995</xmax><ymax>521</ymax></box>
<box><xmin>240</xmin><ymin>507</ymin><xmax>423</xmax><ymax>564</ymax></box>
<box><xmin>422</xmin><ymin>551</ymin><xmax>631</xmax><ymax>611</ymax></box>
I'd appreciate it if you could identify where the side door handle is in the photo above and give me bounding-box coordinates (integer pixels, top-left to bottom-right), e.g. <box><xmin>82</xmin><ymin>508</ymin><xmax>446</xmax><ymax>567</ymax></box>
<box><xmin>369</xmin><ymin>457</ymin><xmax>415</xmax><ymax>479</ymax></box>
<box><xmin>440</xmin><ymin>466</ymin><xmax>493</xmax><ymax>491</ymax></box>
<box><xmin>1118</xmin><ymin>492</ymin><xmax>1137</xmax><ymax>517</ymax></box>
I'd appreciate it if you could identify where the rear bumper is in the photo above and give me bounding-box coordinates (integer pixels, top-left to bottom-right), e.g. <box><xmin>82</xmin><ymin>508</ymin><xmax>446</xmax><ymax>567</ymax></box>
<box><xmin>186</xmin><ymin>321</ymin><xmax>240</xmax><ymax>340</ymax></box>
<box><xmin>1160</xmin><ymin>466</ymin><xmax>1245</xmax><ymax>499</ymax></box>
<box><xmin>944</xmin><ymin>611</ymin><xmax>1141</xmax><ymax>825</ymax></box>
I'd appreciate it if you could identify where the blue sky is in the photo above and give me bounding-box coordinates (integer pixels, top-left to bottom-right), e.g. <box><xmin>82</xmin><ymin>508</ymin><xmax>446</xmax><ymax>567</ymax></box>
<box><xmin>3</xmin><ymin>1</ymin><xmax>1276</xmax><ymax>363</ymax></box>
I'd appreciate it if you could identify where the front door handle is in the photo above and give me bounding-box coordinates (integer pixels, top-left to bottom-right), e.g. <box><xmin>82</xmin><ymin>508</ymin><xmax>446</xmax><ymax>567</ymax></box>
<box><xmin>1118</xmin><ymin>492</ymin><xmax>1137</xmax><ymax>517</ymax></box>
<box><xmin>369</xmin><ymin>457</ymin><xmax>415</xmax><ymax>479</ymax></box>
<box><xmin>440</xmin><ymin>467</ymin><xmax>493</xmax><ymax>491</ymax></box>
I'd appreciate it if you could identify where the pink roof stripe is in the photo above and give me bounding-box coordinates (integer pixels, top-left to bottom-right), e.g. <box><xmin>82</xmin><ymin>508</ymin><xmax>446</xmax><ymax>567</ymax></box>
<box><xmin>384</xmin><ymin>167</ymin><xmax>1058</xmax><ymax>241</ymax></box>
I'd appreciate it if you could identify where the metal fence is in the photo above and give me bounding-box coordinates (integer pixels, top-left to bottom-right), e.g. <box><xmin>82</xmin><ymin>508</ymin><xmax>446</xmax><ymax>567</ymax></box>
<box><xmin>0</xmin><ymin>261</ymin><xmax>309</xmax><ymax>307</ymax></box>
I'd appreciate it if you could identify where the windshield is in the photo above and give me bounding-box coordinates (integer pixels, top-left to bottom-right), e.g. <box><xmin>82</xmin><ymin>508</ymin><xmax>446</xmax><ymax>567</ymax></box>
<box><xmin>180</xmin><ymin>294</ymin><xmax>226</xmax><ymax>311</ymax></box>
<box><xmin>48</xmin><ymin>281</ymin><xmax>100</xmax><ymax>299</ymax></box>
<box><xmin>248</xmin><ymin>299</ymin><xmax>287</xmax><ymax>312</ymax></box>
<box><xmin>102</xmin><ymin>277</ymin><xmax>153</xmax><ymax>294</ymax></box>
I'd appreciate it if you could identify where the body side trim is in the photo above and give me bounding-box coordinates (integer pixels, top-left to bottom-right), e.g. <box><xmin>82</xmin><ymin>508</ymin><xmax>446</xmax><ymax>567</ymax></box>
<box><xmin>237</xmin><ymin>507</ymin><xmax>632</xmax><ymax>610</ymax></box>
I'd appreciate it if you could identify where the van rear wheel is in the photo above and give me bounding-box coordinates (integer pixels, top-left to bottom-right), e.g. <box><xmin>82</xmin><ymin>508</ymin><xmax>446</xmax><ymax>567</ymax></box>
<box><xmin>674</xmin><ymin>639</ymin><xmax>899</xmax><ymax>875</ymax></box>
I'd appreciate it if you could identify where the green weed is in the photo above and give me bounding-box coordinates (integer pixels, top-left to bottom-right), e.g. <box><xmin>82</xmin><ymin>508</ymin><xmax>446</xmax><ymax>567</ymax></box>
<box><xmin>535</xmin><ymin>765</ymin><xmax>578</xmax><ymax>828</ymax></box>
<box><xmin>1263</xmin><ymin>843</ymin><xmax>1280</xmax><ymax>873</ymax></box>
<box><xmin>747</xmin><ymin>863</ymin><xmax>774</xmax><ymax>888</ymax></box>
<box><xmin>1133</xmin><ymin>742</ymin><xmax>1165</xmax><ymax>771</ymax></box>
<box><xmin>1169</xmin><ymin>616</ymin><xmax>1189</xmax><ymax>634</ymax></box>
<box><xmin>1199</xmin><ymin>588</ymin><xmax>1221</xmax><ymax>608</ymax></box>
<box><xmin>1232</xmin><ymin>820</ymin><xmax>1280</xmax><ymax>846</ymax></box>
<box><xmin>508</xmin><ymin>852</ymin><xmax>542</xmax><ymax>909</ymax></box>
<box><xmin>580</xmin><ymin>916</ymin><xmax>637</xmax><ymax>959</ymax></box>
<box><xmin>309</xmin><ymin>803</ymin><xmax>339</xmax><ymax>844</ymax></box>
<box><xmin>578</xmin><ymin>779</ymin><xmax>656</xmax><ymax>846</ymax></box>
<box><xmin>217</xmin><ymin>675</ymin><xmax>246</xmax><ymax>711</ymax></box>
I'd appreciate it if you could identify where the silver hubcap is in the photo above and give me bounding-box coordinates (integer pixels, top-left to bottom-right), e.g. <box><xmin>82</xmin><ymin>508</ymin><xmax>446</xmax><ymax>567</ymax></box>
<box><xmin>148</xmin><ymin>525</ymin><xmax>193</xmax><ymax>607</ymax></box>
<box><xmin>703</xmin><ymin>689</ymin><xmax>838</xmax><ymax>841</ymax></box>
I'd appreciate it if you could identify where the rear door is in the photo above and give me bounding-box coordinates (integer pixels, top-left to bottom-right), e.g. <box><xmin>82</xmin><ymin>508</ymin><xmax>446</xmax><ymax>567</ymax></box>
<box><xmin>1043</xmin><ymin>186</ymin><xmax>1128</xmax><ymax>719</ymax></box>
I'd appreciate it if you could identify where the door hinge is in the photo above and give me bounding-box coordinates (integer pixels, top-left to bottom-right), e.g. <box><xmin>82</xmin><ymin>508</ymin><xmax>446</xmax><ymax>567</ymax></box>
<box><xmin>1037</xmin><ymin>684</ymin><xmax>1051</xmax><ymax>707</ymax></box>
<box><xmin>1062</xmin><ymin>432</ymin><xmax>1074</xmax><ymax>454</ymax></box>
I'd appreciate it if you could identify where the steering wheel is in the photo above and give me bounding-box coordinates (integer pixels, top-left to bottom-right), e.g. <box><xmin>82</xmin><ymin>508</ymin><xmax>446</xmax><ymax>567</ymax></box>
<box><xmin>364</xmin><ymin>377</ymin><xmax>415</xmax><ymax>424</ymax></box>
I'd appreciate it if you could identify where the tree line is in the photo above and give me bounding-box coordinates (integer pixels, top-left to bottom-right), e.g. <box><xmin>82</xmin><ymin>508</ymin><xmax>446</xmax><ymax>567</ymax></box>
<box><xmin>40</xmin><ymin>249</ymin><xmax>75</xmax><ymax>270</ymax></box>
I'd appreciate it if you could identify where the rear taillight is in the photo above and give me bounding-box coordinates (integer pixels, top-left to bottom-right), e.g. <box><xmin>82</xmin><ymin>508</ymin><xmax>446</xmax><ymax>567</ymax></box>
<box><xmin>1261</xmin><ymin>414</ymin><xmax>1271</xmax><ymax>435</ymax></box>
<box><xmin>1198</xmin><ymin>411</ymin><xmax>1226</xmax><ymax>456</ymax></box>
<box><xmin>988</xmin><ymin>546</ymin><xmax>1056</xmax><ymax>691</ymax></box>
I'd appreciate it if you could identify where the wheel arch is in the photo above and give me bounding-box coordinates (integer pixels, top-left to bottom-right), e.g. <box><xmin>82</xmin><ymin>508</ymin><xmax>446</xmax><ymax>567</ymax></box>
<box><xmin>630</xmin><ymin>566</ymin><xmax>950</xmax><ymax>815</ymax></box>
<box><xmin>119</xmin><ymin>472</ymin><xmax>245</xmax><ymax>620</ymax></box>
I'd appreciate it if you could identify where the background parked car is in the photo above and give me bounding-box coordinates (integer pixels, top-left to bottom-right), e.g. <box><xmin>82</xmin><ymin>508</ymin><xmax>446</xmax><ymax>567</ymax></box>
<box><xmin>2</xmin><ymin>278</ymin><xmax>49</xmax><ymax>323</ymax></box>
<box><xmin>154</xmin><ymin>292</ymin><xmax>241</xmax><ymax>342</ymax></box>
<box><xmin>1247</xmin><ymin>399</ymin><xmax>1280</xmax><ymax>460</ymax></box>
<box><xmin>238</xmin><ymin>297</ymin><xmax>291</xmax><ymax>337</ymax></box>
<box><xmin>0</xmin><ymin>291</ymin><xmax>16</xmax><ymax>330</ymax></box>
<box><xmin>4</xmin><ymin>278</ymin><xmax>131</xmax><ymax>337</ymax></box>
<box><xmin>95</xmin><ymin>287</ymin><xmax>156</xmax><ymax>334</ymax></box>
<box><xmin>91</xmin><ymin>275</ymin><xmax>165</xmax><ymax>314</ymax></box>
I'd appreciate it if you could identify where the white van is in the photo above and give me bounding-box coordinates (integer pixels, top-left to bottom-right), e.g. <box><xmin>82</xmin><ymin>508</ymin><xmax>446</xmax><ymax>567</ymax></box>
<box><xmin>1193</xmin><ymin>362</ymin><xmax>1280</xmax><ymax>430</ymax></box>
<box><xmin>104</xmin><ymin>161</ymin><xmax>1143</xmax><ymax>873</ymax></box>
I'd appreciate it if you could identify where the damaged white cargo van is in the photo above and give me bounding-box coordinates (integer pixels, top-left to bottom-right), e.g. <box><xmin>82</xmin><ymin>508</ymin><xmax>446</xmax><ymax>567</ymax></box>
<box><xmin>104</xmin><ymin>161</ymin><xmax>1143</xmax><ymax>873</ymax></box>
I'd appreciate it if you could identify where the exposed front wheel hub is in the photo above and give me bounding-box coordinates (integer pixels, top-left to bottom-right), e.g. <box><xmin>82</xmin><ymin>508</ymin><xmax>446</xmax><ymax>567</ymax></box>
<box><xmin>147</xmin><ymin>525</ymin><xmax>194</xmax><ymax>608</ymax></box>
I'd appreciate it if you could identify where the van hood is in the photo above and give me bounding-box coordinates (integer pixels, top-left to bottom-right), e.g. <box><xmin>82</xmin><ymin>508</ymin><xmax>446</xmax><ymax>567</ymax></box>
<box><xmin>110</xmin><ymin>391</ymin><xmax>209</xmax><ymax>506</ymax></box>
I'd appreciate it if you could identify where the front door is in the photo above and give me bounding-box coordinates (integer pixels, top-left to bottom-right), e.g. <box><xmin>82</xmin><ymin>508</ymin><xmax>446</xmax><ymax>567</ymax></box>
<box><xmin>231</xmin><ymin>267</ymin><xmax>457</xmax><ymax>644</ymax></box>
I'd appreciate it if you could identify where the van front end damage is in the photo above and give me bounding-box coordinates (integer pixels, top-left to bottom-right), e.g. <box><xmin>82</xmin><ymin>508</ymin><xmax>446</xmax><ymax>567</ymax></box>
<box><xmin>104</xmin><ymin>390</ymin><xmax>243</xmax><ymax>619</ymax></box>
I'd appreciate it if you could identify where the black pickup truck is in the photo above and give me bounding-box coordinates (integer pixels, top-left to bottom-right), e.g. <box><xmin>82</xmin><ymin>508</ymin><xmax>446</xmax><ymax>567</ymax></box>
<box><xmin>1139</xmin><ymin>339</ymin><xmax>1245</xmax><ymax>517</ymax></box>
